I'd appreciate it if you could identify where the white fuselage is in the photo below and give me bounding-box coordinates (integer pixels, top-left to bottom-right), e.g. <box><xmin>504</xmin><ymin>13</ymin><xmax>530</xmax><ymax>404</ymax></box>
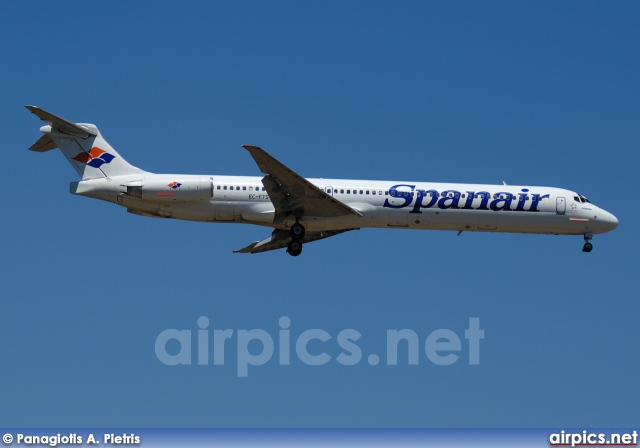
<box><xmin>25</xmin><ymin>106</ymin><xmax>618</xmax><ymax>255</ymax></box>
<box><xmin>71</xmin><ymin>173</ymin><xmax>619</xmax><ymax>236</ymax></box>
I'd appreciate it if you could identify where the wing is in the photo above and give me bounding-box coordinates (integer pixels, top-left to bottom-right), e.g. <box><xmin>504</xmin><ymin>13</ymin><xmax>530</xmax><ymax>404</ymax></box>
<box><xmin>242</xmin><ymin>145</ymin><xmax>362</xmax><ymax>223</ymax></box>
<box><xmin>234</xmin><ymin>228</ymin><xmax>357</xmax><ymax>254</ymax></box>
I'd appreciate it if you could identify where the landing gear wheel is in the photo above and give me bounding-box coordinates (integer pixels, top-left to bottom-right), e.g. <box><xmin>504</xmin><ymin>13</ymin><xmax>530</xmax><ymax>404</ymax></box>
<box><xmin>582</xmin><ymin>233</ymin><xmax>593</xmax><ymax>253</ymax></box>
<box><xmin>287</xmin><ymin>240</ymin><xmax>303</xmax><ymax>257</ymax></box>
<box><xmin>290</xmin><ymin>222</ymin><xmax>306</xmax><ymax>240</ymax></box>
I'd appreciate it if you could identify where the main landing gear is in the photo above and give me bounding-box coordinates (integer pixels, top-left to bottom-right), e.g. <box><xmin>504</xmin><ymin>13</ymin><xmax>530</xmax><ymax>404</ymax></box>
<box><xmin>286</xmin><ymin>221</ymin><xmax>305</xmax><ymax>257</ymax></box>
<box><xmin>290</xmin><ymin>222</ymin><xmax>306</xmax><ymax>240</ymax></box>
<box><xmin>582</xmin><ymin>233</ymin><xmax>593</xmax><ymax>253</ymax></box>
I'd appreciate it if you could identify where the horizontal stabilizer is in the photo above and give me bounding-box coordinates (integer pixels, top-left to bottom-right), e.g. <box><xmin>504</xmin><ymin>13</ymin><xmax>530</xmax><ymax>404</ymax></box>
<box><xmin>29</xmin><ymin>133</ymin><xmax>57</xmax><ymax>152</ymax></box>
<box><xmin>25</xmin><ymin>105</ymin><xmax>97</xmax><ymax>138</ymax></box>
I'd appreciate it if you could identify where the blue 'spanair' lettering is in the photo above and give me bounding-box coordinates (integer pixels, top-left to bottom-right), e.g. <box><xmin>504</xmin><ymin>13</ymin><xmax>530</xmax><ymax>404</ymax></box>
<box><xmin>383</xmin><ymin>184</ymin><xmax>550</xmax><ymax>213</ymax></box>
<box><xmin>438</xmin><ymin>190</ymin><xmax>462</xmax><ymax>210</ymax></box>
<box><xmin>384</xmin><ymin>184</ymin><xmax>415</xmax><ymax>209</ymax></box>
<box><xmin>490</xmin><ymin>192</ymin><xmax>513</xmax><ymax>211</ymax></box>
<box><xmin>475</xmin><ymin>191</ymin><xmax>491</xmax><ymax>210</ymax></box>
<box><xmin>514</xmin><ymin>189</ymin><xmax>528</xmax><ymax>211</ymax></box>
<box><xmin>462</xmin><ymin>191</ymin><xmax>475</xmax><ymax>210</ymax></box>
<box><xmin>410</xmin><ymin>189</ymin><xmax>438</xmax><ymax>213</ymax></box>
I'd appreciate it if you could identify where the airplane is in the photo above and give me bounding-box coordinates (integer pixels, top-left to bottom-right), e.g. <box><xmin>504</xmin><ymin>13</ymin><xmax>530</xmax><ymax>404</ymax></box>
<box><xmin>25</xmin><ymin>106</ymin><xmax>618</xmax><ymax>256</ymax></box>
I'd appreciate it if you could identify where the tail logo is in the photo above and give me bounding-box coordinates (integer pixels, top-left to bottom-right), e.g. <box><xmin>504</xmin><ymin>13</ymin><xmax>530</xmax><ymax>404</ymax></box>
<box><xmin>72</xmin><ymin>147</ymin><xmax>115</xmax><ymax>168</ymax></box>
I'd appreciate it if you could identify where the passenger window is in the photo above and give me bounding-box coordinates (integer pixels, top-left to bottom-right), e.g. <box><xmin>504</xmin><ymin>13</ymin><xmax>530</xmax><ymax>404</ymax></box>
<box><xmin>385</xmin><ymin>191</ymin><xmax>389</xmax><ymax>195</ymax></box>
<box><xmin>243</xmin><ymin>186</ymin><xmax>247</xmax><ymax>191</ymax></box>
<box><xmin>341</xmin><ymin>189</ymin><xmax>344</xmax><ymax>194</ymax></box>
<box><xmin>379</xmin><ymin>191</ymin><xmax>382</xmax><ymax>195</ymax></box>
<box><xmin>360</xmin><ymin>190</ymin><xmax>363</xmax><ymax>194</ymax></box>
<box><xmin>262</xmin><ymin>187</ymin><xmax>266</xmax><ymax>191</ymax></box>
<box><xmin>347</xmin><ymin>190</ymin><xmax>351</xmax><ymax>194</ymax></box>
<box><xmin>372</xmin><ymin>190</ymin><xmax>376</xmax><ymax>195</ymax></box>
<box><xmin>217</xmin><ymin>186</ymin><xmax>221</xmax><ymax>190</ymax></box>
<box><xmin>223</xmin><ymin>186</ymin><xmax>227</xmax><ymax>190</ymax></box>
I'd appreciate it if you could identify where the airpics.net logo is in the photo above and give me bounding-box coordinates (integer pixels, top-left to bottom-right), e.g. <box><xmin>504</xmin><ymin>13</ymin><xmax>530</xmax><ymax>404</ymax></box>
<box><xmin>155</xmin><ymin>317</ymin><xmax>484</xmax><ymax>377</ymax></box>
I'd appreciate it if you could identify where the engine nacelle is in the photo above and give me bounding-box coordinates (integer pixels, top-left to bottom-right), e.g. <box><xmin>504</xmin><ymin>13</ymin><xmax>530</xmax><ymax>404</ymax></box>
<box><xmin>125</xmin><ymin>177</ymin><xmax>212</xmax><ymax>201</ymax></box>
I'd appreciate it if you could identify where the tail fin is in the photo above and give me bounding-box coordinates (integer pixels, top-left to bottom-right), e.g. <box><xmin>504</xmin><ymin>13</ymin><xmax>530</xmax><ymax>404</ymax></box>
<box><xmin>26</xmin><ymin>106</ymin><xmax>147</xmax><ymax>180</ymax></box>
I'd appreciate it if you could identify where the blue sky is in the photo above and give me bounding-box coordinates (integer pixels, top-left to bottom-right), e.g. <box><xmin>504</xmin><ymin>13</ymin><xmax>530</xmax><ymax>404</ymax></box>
<box><xmin>1</xmin><ymin>1</ymin><xmax>638</xmax><ymax>428</ymax></box>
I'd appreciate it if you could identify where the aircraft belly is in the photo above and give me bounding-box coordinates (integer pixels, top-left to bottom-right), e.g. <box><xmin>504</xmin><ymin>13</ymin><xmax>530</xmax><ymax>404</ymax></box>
<box><xmin>478</xmin><ymin>214</ymin><xmax>498</xmax><ymax>230</ymax></box>
<box><xmin>291</xmin><ymin>215</ymin><xmax>362</xmax><ymax>231</ymax></box>
<box><xmin>214</xmin><ymin>204</ymin><xmax>235</xmax><ymax>221</ymax></box>
<box><xmin>378</xmin><ymin>209</ymin><xmax>591</xmax><ymax>235</ymax></box>
<box><xmin>388</xmin><ymin>212</ymin><xmax>409</xmax><ymax>227</ymax></box>
<box><xmin>169</xmin><ymin>202</ymin><xmax>216</xmax><ymax>222</ymax></box>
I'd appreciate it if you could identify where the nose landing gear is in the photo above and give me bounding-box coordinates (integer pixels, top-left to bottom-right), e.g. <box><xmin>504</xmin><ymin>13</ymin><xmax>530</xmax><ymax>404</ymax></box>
<box><xmin>286</xmin><ymin>221</ymin><xmax>305</xmax><ymax>257</ymax></box>
<box><xmin>582</xmin><ymin>233</ymin><xmax>593</xmax><ymax>253</ymax></box>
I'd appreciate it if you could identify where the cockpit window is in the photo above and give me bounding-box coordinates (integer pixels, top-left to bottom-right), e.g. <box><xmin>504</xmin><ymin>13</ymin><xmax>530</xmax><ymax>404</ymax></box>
<box><xmin>574</xmin><ymin>196</ymin><xmax>580</xmax><ymax>202</ymax></box>
<box><xmin>578</xmin><ymin>194</ymin><xmax>591</xmax><ymax>203</ymax></box>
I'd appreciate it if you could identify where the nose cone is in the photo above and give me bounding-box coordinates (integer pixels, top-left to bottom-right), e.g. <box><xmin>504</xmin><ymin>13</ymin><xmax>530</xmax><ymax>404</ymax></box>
<box><xmin>609</xmin><ymin>213</ymin><xmax>619</xmax><ymax>231</ymax></box>
<box><xmin>601</xmin><ymin>210</ymin><xmax>619</xmax><ymax>232</ymax></box>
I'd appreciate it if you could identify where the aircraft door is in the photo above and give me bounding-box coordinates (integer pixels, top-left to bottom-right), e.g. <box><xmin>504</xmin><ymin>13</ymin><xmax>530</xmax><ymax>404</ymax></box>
<box><xmin>556</xmin><ymin>197</ymin><xmax>566</xmax><ymax>214</ymax></box>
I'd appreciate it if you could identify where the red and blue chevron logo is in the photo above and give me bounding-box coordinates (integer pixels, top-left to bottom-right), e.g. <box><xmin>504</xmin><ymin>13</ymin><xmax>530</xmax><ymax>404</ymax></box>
<box><xmin>72</xmin><ymin>147</ymin><xmax>115</xmax><ymax>168</ymax></box>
